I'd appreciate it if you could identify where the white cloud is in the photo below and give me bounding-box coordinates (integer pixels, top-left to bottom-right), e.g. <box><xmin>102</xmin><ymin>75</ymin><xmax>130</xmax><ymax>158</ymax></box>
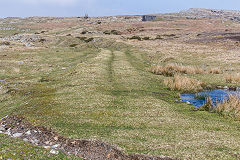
<box><xmin>22</xmin><ymin>0</ymin><xmax>78</xmax><ymax>6</ymax></box>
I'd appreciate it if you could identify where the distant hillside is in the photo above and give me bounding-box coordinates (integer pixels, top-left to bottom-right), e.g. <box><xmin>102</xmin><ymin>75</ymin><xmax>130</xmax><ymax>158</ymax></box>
<box><xmin>179</xmin><ymin>8</ymin><xmax>240</xmax><ymax>22</ymax></box>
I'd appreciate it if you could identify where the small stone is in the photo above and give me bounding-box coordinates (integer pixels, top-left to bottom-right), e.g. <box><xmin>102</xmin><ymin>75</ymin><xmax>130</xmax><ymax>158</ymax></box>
<box><xmin>18</xmin><ymin>61</ymin><xmax>24</xmax><ymax>65</ymax></box>
<box><xmin>25</xmin><ymin>130</ymin><xmax>31</xmax><ymax>135</ymax></box>
<box><xmin>71</xmin><ymin>141</ymin><xmax>76</xmax><ymax>145</ymax></box>
<box><xmin>0</xmin><ymin>126</ymin><xmax>5</xmax><ymax>131</ymax></box>
<box><xmin>186</xmin><ymin>101</ymin><xmax>191</xmax><ymax>105</ymax></box>
<box><xmin>223</xmin><ymin>86</ymin><xmax>228</xmax><ymax>90</ymax></box>
<box><xmin>13</xmin><ymin>133</ymin><xmax>23</xmax><ymax>138</ymax></box>
<box><xmin>6</xmin><ymin>129</ymin><xmax>11</xmax><ymax>136</ymax></box>
<box><xmin>23</xmin><ymin>138</ymin><xmax>28</xmax><ymax>142</ymax></box>
<box><xmin>62</xmin><ymin>67</ymin><xmax>66</xmax><ymax>70</ymax></box>
<box><xmin>107</xmin><ymin>153</ymin><xmax>111</xmax><ymax>158</ymax></box>
<box><xmin>50</xmin><ymin>149</ymin><xmax>59</xmax><ymax>155</ymax></box>
<box><xmin>33</xmin><ymin>139</ymin><xmax>39</xmax><ymax>143</ymax></box>
<box><xmin>217</xmin><ymin>86</ymin><xmax>223</xmax><ymax>89</ymax></box>
<box><xmin>51</xmin><ymin>144</ymin><xmax>60</xmax><ymax>149</ymax></box>
<box><xmin>43</xmin><ymin>146</ymin><xmax>51</xmax><ymax>150</ymax></box>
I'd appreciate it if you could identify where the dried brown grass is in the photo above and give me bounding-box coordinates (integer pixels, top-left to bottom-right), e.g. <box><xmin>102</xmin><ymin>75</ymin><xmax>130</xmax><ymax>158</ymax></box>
<box><xmin>150</xmin><ymin>64</ymin><xmax>204</xmax><ymax>76</ymax></box>
<box><xmin>216</xmin><ymin>95</ymin><xmax>240</xmax><ymax>120</ymax></box>
<box><xmin>225</xmin><ymin>74</ymin><xmax>240</xmax><ymax>83</ymax></box>
<box><xmin>164</xmin><ymin>74</ymin><xmax>204</xmax><ymax>92</ymax></box>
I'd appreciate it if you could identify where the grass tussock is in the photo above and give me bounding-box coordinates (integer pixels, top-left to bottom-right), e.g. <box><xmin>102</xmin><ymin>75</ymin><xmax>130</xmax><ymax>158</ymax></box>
<box><xmin>216</xmin><ymin>95</ymin><xmax>240</xmax><ymax>120</ymax></box>
<box><xmin>164</xmin><ymin>74</ymin><xmax>204</xmax><ymax>92</ymax></box>
<box><xmin>129</xmin><ymin>35</ymin><xmax>142</xmax><ymax>41</ymax></box>
<box><xmin>201</xmin><ymin>97</ymin><xmax>216</xmax><ymax>112</ymax></box>
<box><xmin>225</xmin><ymin>74</ymin><xmax>240</xmax><ymax>83</ymax></box>
<box><xmin>150</xmin><ymin>64</ymin><xmax>204</xmax><ymax>76</ymax></box>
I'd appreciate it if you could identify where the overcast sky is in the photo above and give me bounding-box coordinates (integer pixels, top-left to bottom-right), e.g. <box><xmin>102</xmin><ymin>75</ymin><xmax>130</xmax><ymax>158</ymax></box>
<box><xmin>1</xmin><ymin>0</ymin><xmax>240</xmax><ymax>17</ymax></box>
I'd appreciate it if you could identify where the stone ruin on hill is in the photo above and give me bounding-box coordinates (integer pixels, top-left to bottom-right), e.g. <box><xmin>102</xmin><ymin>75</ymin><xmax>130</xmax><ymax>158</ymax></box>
<box><xmin>142</xmin><ymin>15</ymin><xmax>157</xmax><ymax>21</ymax></box>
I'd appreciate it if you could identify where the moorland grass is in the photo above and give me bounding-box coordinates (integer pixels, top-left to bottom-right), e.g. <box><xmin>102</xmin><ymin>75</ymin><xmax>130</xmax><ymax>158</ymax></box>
<box><xmin>1</xmin><ymin>41</ymin><xmax>240</xmax><ymax>160</ymax></box>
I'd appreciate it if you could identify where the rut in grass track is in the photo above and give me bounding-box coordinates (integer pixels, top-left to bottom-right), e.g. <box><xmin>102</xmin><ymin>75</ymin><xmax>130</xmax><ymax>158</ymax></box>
<box><xmin>102</xmin><ymin>49</ymin><xmax>187</xmax><ymax>155</ymax></box>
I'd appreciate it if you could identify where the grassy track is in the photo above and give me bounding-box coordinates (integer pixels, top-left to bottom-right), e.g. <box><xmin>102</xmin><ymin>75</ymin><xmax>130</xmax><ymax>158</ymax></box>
<box><xmin>1</xmin><ymin>43</ymin><xmax>240</xmax><ymax>159</ymax></box>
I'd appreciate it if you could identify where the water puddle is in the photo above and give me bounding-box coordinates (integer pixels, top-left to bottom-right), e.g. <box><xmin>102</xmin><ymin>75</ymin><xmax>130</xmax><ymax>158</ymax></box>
<box><xmin>180</xmin><ymin>89</ymin><xmax>240</xmax><ymax>107</ymax></box>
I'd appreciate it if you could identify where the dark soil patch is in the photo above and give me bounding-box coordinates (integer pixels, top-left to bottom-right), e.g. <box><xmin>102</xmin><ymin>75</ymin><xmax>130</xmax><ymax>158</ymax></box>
<box><xmin>0</xmin><ymin>116</ymin><xmax>177</xmax><ymax>160</ymax></box>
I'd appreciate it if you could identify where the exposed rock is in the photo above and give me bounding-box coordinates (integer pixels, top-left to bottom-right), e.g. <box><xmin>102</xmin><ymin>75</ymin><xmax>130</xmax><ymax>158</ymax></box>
<box><xmin>0</xmin><ymin>34</ymin><xmax>41</xmax><ymax>47</ymax></box>
<box><xmin>186</xmin><ymin>101</ymin><xmax>191</xmax><ymax>105</ymax></box>
<box><xmin>23</xmin><ymin>138</ymin><xmax>28</xmax><ymax>142</ymax></box>
<box><xmin>51</xmin><ymin>144</ymin><xmax>60</xmax><ymax>149</ymax></box>
<box><xmin>179</xmin><ymin>8</ymin><xmax>240</xmax><ymax>23</ymax></box>
<box><xmin>18</xmin><ymin>61</ymin><xmax>24</xmax><ymax>65</ymax></box>
<box><xmin>12</xmin><ymin>133</ymin><xmax>23</xmax><ymax>138</ymax></box>
<box><xmin>224</xmin><ymin>86</ymin><xmax>229</xmax><ymax>90</ymax></box>
<box><xmin>0</xmin><ymin>126</ymin><xmax>5</xmax><ymax>131</ymax></box>
<box><xmin>50</xmin><ymin>149</ymin><xmax>59</xmax><ymax>155</ymax></box>
<box><xmin>43</xmin><ymin>146</ymin><xmax>51</xmax><ymax>149</ymax></box>
<box><xmin>26</xmin><ymin>130</ymin><xmax>31</xmax><ymax>135</ymax></box>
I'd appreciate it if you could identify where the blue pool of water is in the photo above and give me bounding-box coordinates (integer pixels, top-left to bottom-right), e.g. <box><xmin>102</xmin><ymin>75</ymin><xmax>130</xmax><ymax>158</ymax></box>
<box><xmin>180</xmin><ymin>89</ymin><xmax>240</xmax><ymax>107</ymax></box>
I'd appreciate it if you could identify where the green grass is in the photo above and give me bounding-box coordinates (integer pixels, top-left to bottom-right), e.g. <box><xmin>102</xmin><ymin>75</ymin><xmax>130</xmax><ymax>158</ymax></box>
<box><xmin>0</xmin><ymin>134</ymin><xmax>81</xmax><ymax>160</ymax></box>
<box><xmin>1</xmin><ymin>39</ymin><xmax>240</xmax><ymax>160</ymax></box>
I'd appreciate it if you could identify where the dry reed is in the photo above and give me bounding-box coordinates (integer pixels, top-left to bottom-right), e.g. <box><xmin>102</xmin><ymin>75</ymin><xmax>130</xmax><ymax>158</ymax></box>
<box><xmin>164</xmin><ymin>74</ymin><xmax>204</xmax><ymax>92</ymax></box>
<box><xmin>216</xmin><ymin>95</ymin><xmax>240</xmax><ymax>120</ymax></box>
<box><xmin>225</xmin><ymin>74</ymin><xmax>240</xmax><ymax>83</ymax></box>
<box><xmin>202</xmin><ymin>97</ymin><xmax>216</xmax><ymax>111</ymax></box>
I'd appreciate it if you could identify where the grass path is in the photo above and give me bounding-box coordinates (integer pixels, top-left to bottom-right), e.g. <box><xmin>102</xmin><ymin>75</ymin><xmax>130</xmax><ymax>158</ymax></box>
<box><xmin>1</xmin><ymin>46</ymin><xmax>240</xmax><ymax>159</ymax></box>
